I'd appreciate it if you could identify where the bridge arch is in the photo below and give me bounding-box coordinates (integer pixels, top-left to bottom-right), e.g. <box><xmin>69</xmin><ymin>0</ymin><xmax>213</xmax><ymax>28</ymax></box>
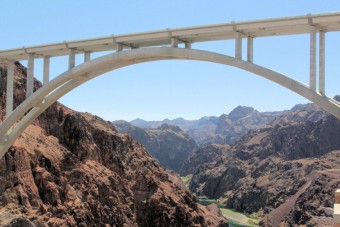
<box><xmin>0</xmin><ymin>47</ymin><xmax>339</xmax><ymax>158</ymax></box>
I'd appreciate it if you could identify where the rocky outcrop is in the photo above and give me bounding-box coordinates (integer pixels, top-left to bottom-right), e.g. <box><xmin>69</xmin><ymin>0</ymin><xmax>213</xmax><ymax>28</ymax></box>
<box><xmin>180</xmin><ymin>143</ymin><xmax>230</xmax><ymax>175</ymax></box>
<box><xmin>214</xmin><ymin>106</ymin><xmax>283</xmax><ymax>144</ymax></box>
<box><xmin>272</xmin><ymin>103</ymin><xmax>328</xmax><ymax>125</ymax></box>
<box><xmin>189</xmin><ymin>103</ymin><xmax>340</xmax><ymax>224</ymax></box>
<box><xmin>0</xmin><ymin>62</ymin><xmax>227</xmax><ymax>226</ymax></box>
<box><xmin>281</xmin><ymin>173</ymin><xmax>339</xmax><ymax>226</ymax></box>
<box><xmin>113</xmin><ymin>121</ymin><xmax>197</xmax><ymax>172</ymax></box>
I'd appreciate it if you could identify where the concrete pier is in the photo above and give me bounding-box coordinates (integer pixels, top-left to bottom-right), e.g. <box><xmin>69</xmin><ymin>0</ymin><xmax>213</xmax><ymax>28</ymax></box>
<box><xmin>27</xmin><ymin>54</ymin><xmax>34</xmax><ymax>98</ymax></box>
<box><xmin>310</xmin><ymin>29</ymin><xmax>317</xmax><ymax>91</ymax></box>
<box><xmin>43</xmin><ymin>56</ymin><xmax>50</xmax><ymax>85</ymax></box>
<box><xmin>171</xmin><ymin>38</ymin><xmax>179</xmax><ymax>48</ymax></box>
<box><xmin>235</xmin><ymin>32</ymin><xmax>242</xmax><ymax>60</ymax></box>
<box><xmin>247</xmin><ymin>37</ymin><xmax>253</xmax><ymax>63</ymax></box>
<box><xmin>319</xmin><ymin>31</ymin><xmax>325</xmax><ymax>95</ymax></box>
<box><xmin>116</xmin><ymin>44</ymin><xmax>123</xmax><ymax>52</ymax></box>
<box><xmin>84</xmin><ymin>51</ymin><xmax>91</xmax><ymax>62</ymax></box>
<box><xmin>69</xmin><ymin>49</ymin><xmax>76</xmax><ymax>69</ymax></box>
<box><xmin>6</xmin><ymin>61</ymin><xmax>14</xmax><ymax>117</ymax></box>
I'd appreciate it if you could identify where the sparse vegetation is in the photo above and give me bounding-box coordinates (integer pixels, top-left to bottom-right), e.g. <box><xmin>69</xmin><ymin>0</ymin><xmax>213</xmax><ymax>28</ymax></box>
<box><xmin>180</xmin><ymin>174</ymin><xmax>192</xmax><ymax>188</ymax></box>
<box><xmin>198</xmin><ymin>198</ymin><xmax>224</xmax><ymax>208</ymax></box>
<box><xmin>198</xmin><ymin>197</ymin><xmax>260</xmax><ymax>226</ymax></box>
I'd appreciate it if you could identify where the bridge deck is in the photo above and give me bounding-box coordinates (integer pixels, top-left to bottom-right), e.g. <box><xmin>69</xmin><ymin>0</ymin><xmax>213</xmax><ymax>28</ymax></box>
<box><xmin>1</xmin><ymin>12</ymin><xmax>340</xmax><ymax>61</ymax></box>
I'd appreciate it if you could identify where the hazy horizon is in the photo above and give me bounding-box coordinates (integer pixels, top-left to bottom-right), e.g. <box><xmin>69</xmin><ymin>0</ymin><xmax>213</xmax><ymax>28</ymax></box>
<box><xmin>112</xmin><ymin>100</ymin><xmax>313</xmax><ymax>122</ymax></box>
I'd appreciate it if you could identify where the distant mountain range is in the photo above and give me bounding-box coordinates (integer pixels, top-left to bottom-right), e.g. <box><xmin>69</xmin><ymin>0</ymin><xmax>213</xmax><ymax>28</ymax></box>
<box><xmin>113</xmin><ymin>106</ymin><xmax>284</xmax><ymax>172</ymax></box>
<box><xmin>113</xmin><ymin>98</ymin><xmax>340</xmax><ymax>225</ymax></box>
<box><xmin>128</xmin><ymin>105</ymin><xmax>286</xmax><ymax>145</ymax></box>
<box><xmin>112</xmin><ymin>105</ymin><xmax>304</xmax><ymax>173</ymax></box>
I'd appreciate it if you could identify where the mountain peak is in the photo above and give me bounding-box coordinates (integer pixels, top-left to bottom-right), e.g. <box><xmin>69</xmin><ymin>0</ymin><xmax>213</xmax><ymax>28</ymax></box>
<box><xmin>158</xmin><ymin>123</ymin><xmax>182</xmax><ymax>132</ymax></box>
<box><xmin>228</xmin><ymin>105</ymin><xmax>257</xmax><ymax>121</ymax></box>
<box><xmin>131</xmin><ymin>118</ymin><xmax>146</xmax><ymax>123</ymax></box>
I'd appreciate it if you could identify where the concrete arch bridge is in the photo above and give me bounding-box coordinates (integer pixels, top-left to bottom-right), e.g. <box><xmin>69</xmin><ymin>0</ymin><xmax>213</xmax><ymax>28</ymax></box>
<box><xmin>0</xmin><ymin>12</ymin><xmax>340</xmax><ymax>159</ymax></box>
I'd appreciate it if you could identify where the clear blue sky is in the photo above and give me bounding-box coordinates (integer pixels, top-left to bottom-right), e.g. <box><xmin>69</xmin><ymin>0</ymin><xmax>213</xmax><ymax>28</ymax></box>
<box><xmin>1</xmin><ymin>0</ymin><xmax>340</xmax><ymax>121</ymax></box>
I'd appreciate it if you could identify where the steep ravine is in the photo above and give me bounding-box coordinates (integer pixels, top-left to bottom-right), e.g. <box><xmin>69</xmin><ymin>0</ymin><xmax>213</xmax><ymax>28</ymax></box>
<box><xmin>113</xmin><ymin>121</ymin><xmax>197</xmax><ymax>172</ymax></box>
<box><xmin>0</xmin><ymin>62</ymin><xmax>227</xmax><ymax>226</ymax></box>
<box><xmin>188</xmin><ymin>103</ymin><xmax>340</xmax><ymax>226</ymax></box>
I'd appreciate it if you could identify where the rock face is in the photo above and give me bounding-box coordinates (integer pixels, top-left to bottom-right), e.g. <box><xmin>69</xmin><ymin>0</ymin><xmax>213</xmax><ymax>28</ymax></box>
<box><xmin>180</xmin><ymin>143</ymin><xmax>230</xmax><ymax>176</ymax></box>
<box><xmin>0</xmin><ymin>62</ymin><xmax>227</xmax><ymax>226</ymax></box>
<box><xmin>189</xmin><ymin>103</ymin><xmax>340</xmax><ymax>224</ymax></box>
<box><xmin>113</xmin><ymin>121</ymin><xmax>197</xmax><ymax>172</ymax></box>
<box><xmin>214</xmin><ymin>106</ymin><xmax>283</xmax><ymax>144</ymax></box>
<box><xmin>282</xmin><ymin>174</ymin><xmax>339</xmax><ymax>226</ymax></box>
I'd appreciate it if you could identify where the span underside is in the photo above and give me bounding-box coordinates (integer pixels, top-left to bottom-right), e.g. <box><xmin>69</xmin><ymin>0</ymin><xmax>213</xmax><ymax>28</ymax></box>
<box><xmin>0</xmin><ymin>47</ymin><xmax>339</xmax><ymax>159</ymax></box>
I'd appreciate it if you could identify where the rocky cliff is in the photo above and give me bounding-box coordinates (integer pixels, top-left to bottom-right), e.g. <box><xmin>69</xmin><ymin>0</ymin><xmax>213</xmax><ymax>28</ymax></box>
<box><xmin>281</xmin><ymin>173</ymin><xmax>339</xmax><ymax>226</ymax></box>
<box><xmin>0</xmin><ymin>62</ymin><xmax>227</xmax><ymax>226</ymax></box>
<box><xmin>180</xmin><ymin>143</ymin><xmax>230</xmax><ymax>176</ymax></box>
<box><xmin>189</xmin><ymin>103</ymin><xmax>340</xmax><ymax>225</ymax></box>
<box><xmin>113</xmin><ymin>121</ymin><xmax>197</xmax><ymax>172</ymax></box>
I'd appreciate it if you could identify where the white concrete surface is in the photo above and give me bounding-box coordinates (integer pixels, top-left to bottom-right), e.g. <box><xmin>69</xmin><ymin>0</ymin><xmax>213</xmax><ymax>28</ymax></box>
<box><xmin>68</xmin><ymin>49</ymin><xmax>76</xmax><ymax>69</ymax></box>
<box><xmin>310</xmin><ymin>29</ymin><xmax>317</xmax><ymax>91</ymax></box>
<box><xmin>1</xmin><ymin>12</ymin><xmax>340</xmax><ymax>61</ymax></box>
<box><xmin>27</xmin><ymin>54</ymin><xmax>34</xmax><ymax>98</ymax></box>
<box><xmin>5</xmin><ymin>61</ymin><xmax>14</xmax><ymax>117</ymax></box>
<box><xmin>235</xmin><ymin>32</ymin><xmax>242</xmax><ymax>60</ymax></box>
<box><xmin>335</xmin><ymin>204</ymin><xmax>340</xmax><ymax>224</ymax></box>
<box><xmin>319</xmin><ymin>31</ymin><xmax>325</xmax><ymax>95</ymax></box>
<box><xmin>247</xmin><ymin>37</ymin><xmax>253</xmax><ymax>63</ymax></box>
<box><xmin>43</xmin><ymin>56</ymin><xmax>50</xmax><ymax>85</ymax></box>
<box><xmin>84</xmin><ymin>51</ymin><xmax>91</xmax><ymax>62</ymax></box>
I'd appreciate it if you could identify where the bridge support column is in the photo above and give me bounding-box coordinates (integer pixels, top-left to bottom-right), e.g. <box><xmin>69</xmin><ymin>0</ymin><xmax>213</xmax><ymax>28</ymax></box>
<box><xmin>6</xmin><ymin>61</ymin><xmax>14</xmax><ymax>118</ymax></box>
<box><xmin>185</xmin><ymin>42</ymin><xmax>191</xmax><ymax>49</ymax></box>
<box><xmin>319</xmin><ymin>31</ymin><xmax>325</xmax><ymax>95</ymax></box>
<box><xmin>43</xmin><ymin>56</ymin><xmax>50</xmax><ymax>85</ymax></box>
<box><xmin>84</xmin><ymin>51</ymin><xmax>91</xmax><ymax>62</ymax></box>
<box><xmin>310</xmin><ymin>29</ymin><xmax>317</xmax><ymax>91</ymax></box>
<box><xmin>171</xmin><ymin>38</ymin><xmax>179</xmax><ymax>48</ymax></box>
<box><xmin>247</xmin><ymin>36</ymin><xmax>253</xmax><ymax>63</ymax></box>
<box><xmin>235</xmin><ymin>32</ymin><xmax>242</xmax><ymax>60</ymax></box>
<box><xmin>116</xmin><ymin>44</ymin><xmax>123</xmax><ymax>52</ymax></box>
<box><xmin>27</xmin><ymin>54</ymin><xmax>34</xmax><ymax>98</ymax></box>
<box><xmin>69</xmin><ymin>49</ymin><xmax>76</xmax><ymax>70</ymax></box>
